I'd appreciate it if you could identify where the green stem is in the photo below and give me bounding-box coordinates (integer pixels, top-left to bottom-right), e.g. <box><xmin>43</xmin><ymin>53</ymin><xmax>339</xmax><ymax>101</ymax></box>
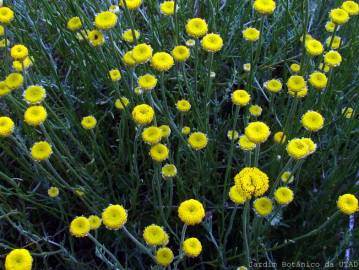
<box><xmin>242</xmin><ymin>201</ymin><xmax>251</xmax><ymax>266</ymax></box>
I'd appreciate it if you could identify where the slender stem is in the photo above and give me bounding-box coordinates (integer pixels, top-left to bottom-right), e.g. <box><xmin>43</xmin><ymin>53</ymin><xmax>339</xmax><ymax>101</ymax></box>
<box><xmin>242</xmin><ymin>201</ymin><xmax>251</xmax><ymax>266</ymax></box>
<box><xmin>254</xmin><ymin>144</ymin><xmax>260</xmax><ymax>167</ymax></box>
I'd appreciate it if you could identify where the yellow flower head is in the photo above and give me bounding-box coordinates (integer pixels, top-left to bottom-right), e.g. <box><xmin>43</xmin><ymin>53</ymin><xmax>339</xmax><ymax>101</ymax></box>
<box><xmin>176</xmin><ymin>99</ymin><xmax>191</xmax><ymax>112</ymax></box>
<box><xmin>0</xmin><ymin>38</ymin><xmax>10</xmax><ymax>48</ymax></box>
<box><xmin>301</xmin><ymin>137</ymin><xmax>317</xmax><ymax>155</ymax></box>
<box><xmin>288</xmin><ymin>87</ymin><xmax>308</xmax><ymax>98</ymax></box>
<box><xmin>115</xmin><ymin>97</ymin><xmax>130</xmax><ymax>110</ymax></box>
<box><xmin>234</xmin><ymin>167</ymin><xmax>269</xmax><ymax>197</ymax></box>
<box><xmin>88</xmin><ymin>215</ymin><xmax>102</xmax><ymax>230</ymax></box>
<box><xmin>201</xmin><ymin>33</ymin><xmax>223</xmax><ymax>53</ymax></box>
<box><xmin>326</xmin><ymin>36</ymin><xmax>341</xmax><ymax>49</ymax></box>
<box><xmin>287</xmin><ymin>75</ymin><xmax>306</xmax><ymax>92</ymax></box>
<box><xmin>243</xmin><ymin>63</ymin><xmax>251</xmax><ymax>72</ymax></box>
<box><xmin>143</xmin><ymin>224</ymin><xmax>167</xmax><ymax>246</ymax></box>
<box><xmin>337</xmin><ymin>194</ymin><xmax>358</xmax><ymax>215</ymax></box>
<box><xmin>231</xmin><ymin>89</ymin><xmax>251</xmax><ymax>106</ymax></box>
<box><xmin>81</xmin><ymin>115</ymin><xmax>97</xmax><ymax>129</ymax></box>
<box><xmin>186</xmin><ymin>39</ymin><xmax>196</xmax><ymax>47</ymax></box>
<box><xmin>253</xmin><ymin>0</ymin><xmax>276</xmax><ymax>15</ymax></box>
<box><xmin>102</xmin><ymin>204</ymin><xmax>127</xmax><ymax>230</ymax></box>
<box><xmin>87</xmin><ymin>30</ymin><xmax>105</xmax><ymax>47</ymax></box>
<box><xmin>149</xmin><ymin>143</ymin><xmax>169</xmax><ymax>162</ymax></box>
<box><xmin>70</xmin><ymin>216</ymin><xmax>90</xmax><ymax>237</ymax></box>
<box><xmin>5</xmin><ymin>73</ymin><xmax>24</xmax><ymax>90</ymax></box>
<box><xmin>325</xmin><ymin>21</ymin><xmax>336</xmax><ymax>32</ymax></box>
<box><xmin>281</xmin><ymin>171</ymin><xmax>294</xmax><ymax>184</ymax></box>
<box><xmin>159</xmin><ymin>125</ymin><xmax>171</xmax><ymax>138</ymax></box>
<box><xmin>227</xmin><ymin>130</ymin><xmax>239</xmax><ymax>141</ymax></box>
<box><xmin>178</xmin><ymin>199</ymin><xmax>205</xmax><ymax>225</ymax></box>
<box><xmin>171</xmin><ymin>45</ymin><xmax>190</xmax><ymax>62</ymax></box>
<box><xmin>188</xmin><ymin>132</ymin><xmax>208</xmax><ymax>150</ymax></box>
<box><xmin>0</xmin><ymin>116</ymin><xmax>15</xmax><ymax>137</ymax></box>
<box><xmin>109</xmin><ymin>69</ymin><xmax>122</xmax><ymax>81</ymax></box>
<box><xmin>290</xmin><ymin>63</ymin><xmax>301</xmax><ymax>73</ymax></box>
<box><xmin>301</xmin><ymin>110</ymin><xmax>324</xmax><ymax>132</ymax></box>
<box><xmin>245</xmin><ymin>121</ymin><xmax>271</xmax><ymax>144</ymax></box>
<box><xmin>342</xmin><ymin>1</ymin><xmax>359</xmax><ymax>16</ymax></box>
<box><xmin>13</xmin><ymin>56</ymin><xmax>33</xmax><ymax>72</ymax></box>
<box><xmin>48</xmin><ymin>186</ymin><xmax>59</xmax><ymax>198</ymax></box>
<box><xmin>264</xmin><ymin>79</ymin><xmax>282</xmax><ymax>93</ymax></box>
<box><xmin>142</xmin><ymin>126</ymin><xmax>162</xmax><ymax>145</ymax></box>
<box><xmin>132</xmin><ymin>104</ymin><xmax>155</xmax><ymax>125</ymax></box>
<box><xmin>183</xmin><ymin>237</ymin><xmax>202</xmax><ymax>257</ymax></box>
<box><xmin>122</xmin><ymin>29</ymin><xmax>140</xmax><ymax>43</ymax></box>
<box><xmin>67</xmin><ymin>16</ymin><xmax>82</xmax><ymax>31</ymax></box>
<box><xmin>273</xmin><ymin>131</ymin><xmax>286</xmax><ymax>144</ymax></box>
<box><xmin>185</xmin><ymin>18</ymin><xmax>208</xmax><ymax>38</ymax></box>
<box><xmin>324</xmin><ymin>50</ymin><xmax>342</xmax><ymax>67</ymax></box>
<box><xmin>329</xmin><ymin>8</ymin><xmax>350</xmax><ymax>25</ymax></box>
<box><xmin>249</xmin><ymin>105</ymin><xmax>262</xmax><ymax>117</ymax></box>
<box><xmin>95</xmin><ymin>11</ymin><xmax>117</xmax><ymax>30</ymax></box>
<box><xmin>120</xmin><ymin>0</ymin><xmax>143</xmax><ymax>10</ymax></box>
<box><xmin>161</xmin><ymin>164</ymin><xmax>177</xmax><ymax>179</ymax></box>
<box><xmin>160</xmin><ymin>1</ymin><xmax>175</xmax><ymax>16</ymax></box>
<box><xmin>122</xmin><ymin>50</ymin><xmax>137</xmax><ymax>66</ymax></box>
<box><xmin>30</xmin><ymin>141</ymin><xmax>52</xmax><ymax>161</ymax></box>
<box><xmin>286</xmin><ymin>138</ymin><xmax>309</xmax><ymax>159</ymax></box>
<box><xmin>5</xmin><ymin>249</ymin><xmax>33</xmax><ymax>270</ymax></box>
<box><xmin>155</xmin><ymin>247</ymin><xmax>174</xmax><ymax>266</ymax></box>
<box><xmin>309</xmin><ymin>71</ymin><xmax>328</xmax><ymax>90</ymax></box>
<box><xmin>24</xmin><ymin>105</ymin><xmax>47</xmax><ymax>126</ymax></box>
<box><xmin>0</xmin><ymin>81</ymin><xmax>11</xmax><ymax>97</ymax></box>
<box><xmin>238</xmin><ymin>134</ymin><xmax>256</xmax><ymax>151</ymax></box>
<box><xmin>274</xmin><ymin>187</ymin><xmax>294</xmax><ymax>205</ymax></box>
<box><xmin>182</xmin><ymin>126</ymin><xmax>191</xmax><ymax>135</ymax></box>
<box><xmin>109</xmin><ymin>5</ymin><xmax>120</xmax><ymax>13</ymax></box>
<box><xmin>138</xmin><ymin>74</ymin><xmax>157</xmax><ymax>91</ymax></box>
<box><xmin>253</xmin><ymin>197</ymin><xmax>273</xmax><ymax>216</ymax></box>
<box><xmin>229</xmin><ymin>185</ymin><xmax>248</xmax><ymax>204</ymax></box>
<box><xmin>305</xmin><ymin>39</ymin><xmax>324</xmax><ymax>56</ymax></box>
<box><xmin>11</xmin><ymin>44</ymin><xmax>29</xmax><ymax>60</ymax></box>
<box><xmin>151</xmin><ymin>52</ymin><xmax>174</xmax><ymax>72</ymax></box>
<box><xmin>342</xmin><ymin>107</ymin><xmax>354</xmax><ymax>119</ymax></box>
<box><xmin>132</xmin><ymin>43</ymin><xmax>153</xmax><ymax>64</ymax></box>
<box><xmin>0</xmin><ymin>6</ymin><xmax>14</xmax><ymax>24</ymax></box>
<box><xmin>319</xmin><ymin>63</ymin><xmax>331</xmax><ymax>73</ymax></box>
<box><xmin>242</xmin><ymin>27</ymin><xmax>260</xmax><ymax>42</ymax></box>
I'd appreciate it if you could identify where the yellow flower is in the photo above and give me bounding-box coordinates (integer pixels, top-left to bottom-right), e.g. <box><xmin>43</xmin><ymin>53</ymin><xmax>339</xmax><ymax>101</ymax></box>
<box><xmin>342</xmin><ymin>1</ymin><xmax>359</xmax><ymax>16</ymax></box>
<box><xmin>143</xmin><ymin>224</ymin><xmax>167</xmax><ymax>246</ymax></box>
<box><xmin>242</xmin><ymin>27</ymin><xmax>260</xmax><ymax>42</ymax></box>
<box><xmin>161</xmin><ymin>164</ymin><xmax>177</xmax><ymax>179</ymax></box>
<box><xmin>290</xmin><ymin>63</ymin><xmax>300</xmax><ymax>73</ymax></box>
<box><xmin>120</xmin><ymin>0</ymin><xmax>143</xmax><ymax>10</ymax></box>
<box><xmin>309</xmin><ymin>71</ymin><xmax>327</xmax><ymax>90</ymax></box>
<box><xmin>149</xmin><ymin>143</ymin><xmax>169</xmax><ymax>162</ymax></box>
<box><xmin>138</xmin><ymin>74</ymin><xmax>157</xmax><ymax>91</ymax></box>
<box><xmin>151</xmin><ymin>52</ymin><xmax>174</xmax><ymax>72</ymax></box>
<box><xmin>48</xmin><ymin>187</ymin><xmax>59</xmax><ymax>198</ymax></box>
<box><xmin>109</xmin><ymin>69</ymin><xmax>122</xmax><ymax>81</ymax></box>
<box><xmin>229</xmin><ymin>185</ymin><xmax>248</xmax><ymax>204</ymax></box>
<box><xmin>227</xmin><ymin>130</ymin><xmax>239</xmax><ymax>141</ymax></box>
<box><xmin>0</xmin><ymin>38</ymin><xmax>10</xmax><ymax>48</ymax></box>
<box><xmin>88</xmin><ymin>215</ymin><xmax>102</xmax><ymax>230</ymax></box>
<box><xmin>30</xmin><ymin>141</ymin><xmax>52</xmax><ymax>161</ymax></box>
<box><xmin>102</xmin><ymin>204</ymin><xmax>127</xmax><ymax>230</ymax></box>
<box><xmin>325</xmin><ymin>21</ymin><xmax>336</xmax><ymax>32</ymax></box>
<box><xmin>142</xmin><ymin>126</ymin><xmax>162</xmax><ymax>145</ymax></box>
<box><xmin>155</xmin><ymin>247</ymin><xmax>174</xmax><ymax>266</ymax></box>
<box><xmin>70</xmin><ymin>216</ymin><xmax>90</xmax><ymax>237</ymax></box>
<box><xmin>122</xmin><ymin>50</ymin><xmax>137</xmax><ymax>66</ymax></box>
<box><xmin>324</xmin><ymin>50</ymin><xmax>342</xmax><ymax>67</ymax></box>
<box><xmin>253</xmin><ymin>197</ymin><xmax>273</xmax><ymax>216</ymax></box>
<box><xmin>115</xmin><ymin>97</ymin><xmax>130</xmax><ymax>110</ymax></box>
<box><xmin>24</xmin><ymin>105</ymin><xmax>47</xmax><ymax>126</ymax></box>
<box><xmin>109</xmin><ymin>5</ymin><xmax>120</xmax><ymax>13</ymax></box>
<box><xmin>87</xmin><ymin>30</ymin><xmax>105</xmax><ymax>47</ymax></box>
<box><xmin>132</xmin><ymin>43</ymin><xmax>153</xmax><ymax>64</ymax></box>
<box><xmin>159</xmin><ymin>125</ymin><xmax>171</xmax><ymax>138</ymax></box>
<box><xmin>132</xmin><ymin>104</ymin><xmax>155</xmax><ymax>125</ymax></box>
<box><xmin>305</xmin><ymin>39</ymin><xmax>323</xmax><ymax>56</ymax></box>
<box><xmin>122</xmin><ymin>29</ymin><xmax>140</xmax><ymax>43</ymax></box>
<box><xmin>5</xmin><ymin>249</ymin><xmax>33</xmax><ymax>270</ymax></box>
<box><xmin>234</xmin><ymin>167</ymin><xmax>269</xmax><ymax>197</ymax></box>
<box><xmin>81</xmin><ymin>116</ymin><xmax>97</xmax><ymax>129</ymax></box>
<box><xmin>273</xmin><ymin>131</ymin><xmax>286</xmax><ymax>144</ymax></box>
<box><xmin>287</xmin><ymin>75</ymin><xmax>306</xmax><ymax>92</ymax></box>
<box><xmin>188</xmin><ymin>132</ymin><xmax>208</xmax><ymax>150</ymax></box>
<box><xmin>342</xmin><ymin>107</ymin><xmax>354</xmax><ymax>118</ymax></box>
<box><xmin>182</xmin><ymin>126</ymin><xmax>191</xmax><ymax>135</ymax></box>
<box><xmin>286</xmin><ymin>138</ymin><xmax>309</xmax><ymax>159</ymax></box>
<box><xmin>231</xmin><ymin>89</ymin><xmax>251</xmax><ymax>106</ymax></box>
<box><xmin>185</xmin><ymin>18</ymin><xmax>208</xmax><ymax>38</ymax></box>
<box><xmin>176</xmin><ymin>99</ymin><xmax>191</xmax><ymax>112</ymax></box>
<box><xmin>264</xmin><ymin>79</ymin><xmax>282</xmax><ymax>93</ymax></box>
<box><xmin>5</xmin><ymin>73</ymin><xmax>24</xmax><ymax>90</ymax></box>
<box><xmin>0</xmin><ymin>81</ymin><xmax>10</xmax><ymax>97</ymax></box>
<box><xmin>67</xmin><ymin>16</ymin><xmax>82</xmax><ymax>31</ymax></box>
<box><xmin>0</xmin><ymin>116</ymin><xmax>15</xmax><ymax>137</ymax></box>
<box><xmin>243</xmin><ymin>63</ymin><xmax>251</xmax><ymax>72</ymax></box>
<box><xmin>274</xmin><ymin>187</ymin><xmax>294</xmax><ymax>205</ymax></box>
<box><xmin>238</xmin><ymin>134</ymin><xmax>256</xmax><ymax>151</ymax></box>
<box><xmin>288</xmin><ymin>87</ymin><xmax>308</xmax><ymax>98</ymax></box>
<box><xmin>301</xmin><ymin>110</ymin><xmax>324</xmax><ymax>132</ymax></box>
<box><xmin>319</xmin><ymin>63</ymin><xmax>331</xmax><ymax>73</ymax></box>
<box><xmin>171</xmin><ymin>45</ymin><xmax>190</xmax><ymax>62</ymax></box>
<box><xmin>329</xmin><ymin>8</ymin><xmax>350</xmax><ymax>25</ymax></box>
<box><xmin>245</xmin><ymin>121</ymin><xmax>270</xmax><ymax>144</ymax></box>
<box><xmin>160</xmin><ymin>1</ymin><xmax>175</xmax><ymax>16</ymax></box>
<box><xmin>185</xmin><ymin>39</ymin><xmax>196</xmax><ymax>47</ymax></box>
<box><xmin>253</xmin><ymin>0</ymin><xmax>276</xmax><ymax>15</ymax></box>
<box><xmin>325</xmin><ymin>36</ymin><xmax>341</xmax><ymax>49</ymax></box>
<box><xmin>0</xmin><ymin>6</ymin><xmax>14</xmax><ymax>24</ymax></box>
<box><xmin>178</xmin><ymin>199</ymin><xmax>205</xmax><ymax>225</ymax></box>
<box><xmin>183</xmin><ymin>237</ymin><xmax>202</xmax><ymax>257</ymax></box>
<box><xmin>249</xmin><ymin>105</ymin><xmax>262</xmax><ymax>117</ymax></box>
<box><xmin>281</xmin><ymin>171</ymin><xmax>294</xmax><ymax>184</ymax></box>
<box><xmin>301</xmin><ymin>137</ymin><xmax>317</xmax><ymax>155</ymax></box>
<box><xmin>10</xmin><ymin>44</ymin><xmax>28</xmax><ymax>60</ymax></box>
<box><xmin>95</xmin><ymin>11</ymin><xmax>117</xmax><ymax>30</ymax></box>
<box><xmin>337</xmin><ymin>194</ymin><xmax>358</xmax><ymax>215</ymax></box>
<box><xmin>201</xmin><ymin>33</ymin><xmax>223</xmax><ymax>53</ymax></box>
<box><xmin>13</xmin><ymin>56</ymin><xmax>33</xmax><ymax>72</ymax></box>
